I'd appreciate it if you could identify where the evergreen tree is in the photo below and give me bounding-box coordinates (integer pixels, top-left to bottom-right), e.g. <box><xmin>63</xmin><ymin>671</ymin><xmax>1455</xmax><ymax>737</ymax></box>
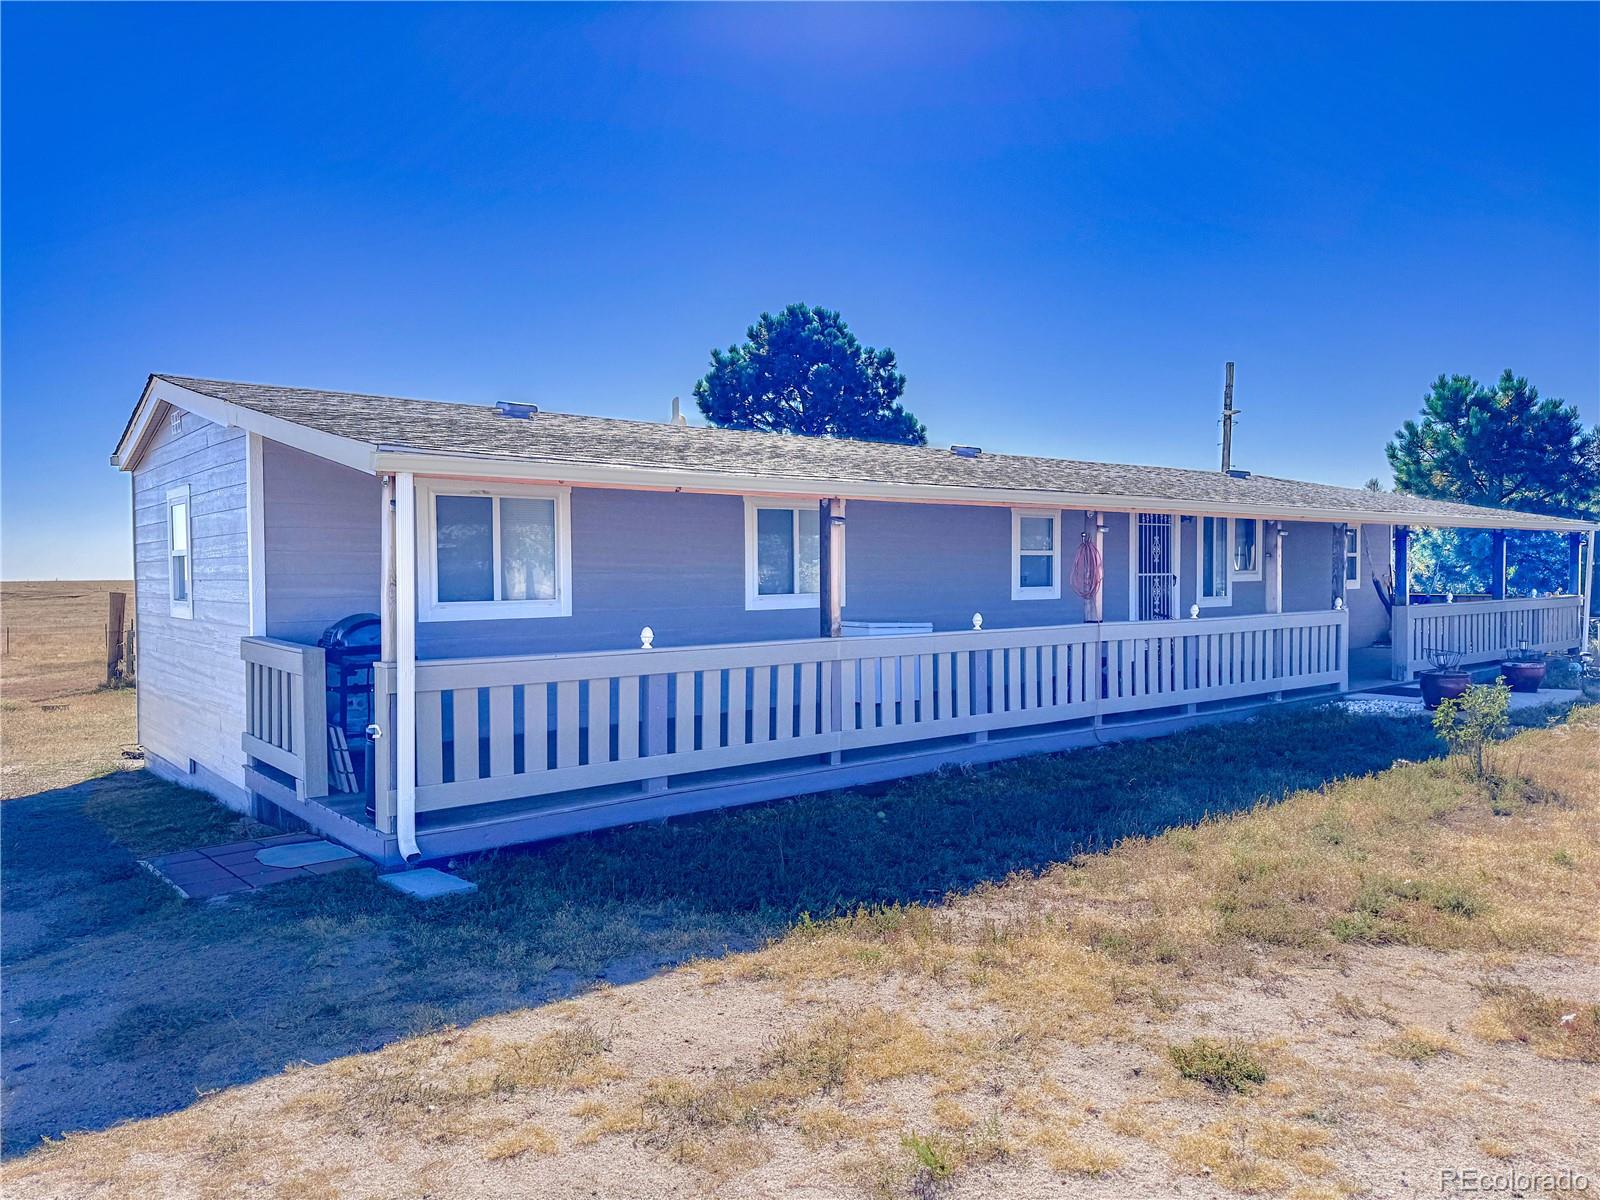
<box><xmin>694</xmin><ymin>304</ymin><xmax>927</xmax><ymax>445</ymax></box>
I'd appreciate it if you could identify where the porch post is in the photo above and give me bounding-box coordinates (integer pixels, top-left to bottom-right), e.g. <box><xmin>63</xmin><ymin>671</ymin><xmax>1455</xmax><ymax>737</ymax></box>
<box><xmin>1266</xmin><ymin>522</ymin><xmax>1285</xmax><ymax>615</ymax></box>
<box><xmin>1489</xmin><ymin>530</ymin><xmax>1507</xmax><ymax>600</ymax></box>
<box><xmin>1568</xmin><ymin>532</ymin><xmax>1584</xmax><ymax>598</ymax></box>
<box><xmin>820</xmin><ymin>498</ymin><xmax>845</xmax><ymax>638</ymax></box>
<box><xmin>380</xmin><ymin>475</ymin><xmax>396</xmax><ymax>661</ymax></box>
<box><xmin>1331</xmin><ymin>523</ymin><xmax>1347</xmax><ymax>609</ymax></box>
<box><xmin>1392</xmin><ymin>526</ymin><xmax>1410</xmax><ymax>606</ymax></box>
<box><xmin>1586</xmin><ymin>530</ymin><xmax>1598</xmax><ymax>626</ymax></box>
<box><xmin>393</xmin><ymin>471</ymin><xmax>421</xmax><ymax>864</ymax></box>
<box><xmin>1390</xmin><ymin>525</ymin><xmax>1410</xmax><ymax>682</ymax></box>
<box><xmin>1085</xmin><ymin>511</ymin><xmax>1104</xmax><ymax>622</ymax></box>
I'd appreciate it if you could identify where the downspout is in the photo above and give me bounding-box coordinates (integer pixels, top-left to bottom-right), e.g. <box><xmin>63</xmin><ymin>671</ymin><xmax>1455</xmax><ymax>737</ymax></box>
<box><xmin>394</xmin><ymin>470</ymin><xmax>422</xmax><ymax>864</ymax></box>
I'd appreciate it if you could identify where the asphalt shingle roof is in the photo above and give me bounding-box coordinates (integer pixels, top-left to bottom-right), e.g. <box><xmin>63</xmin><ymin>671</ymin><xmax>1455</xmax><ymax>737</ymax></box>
<box><xmin>146</xmin><ymin>375</ymin><xmax>1587</xmax><ymax>530</ymax></box>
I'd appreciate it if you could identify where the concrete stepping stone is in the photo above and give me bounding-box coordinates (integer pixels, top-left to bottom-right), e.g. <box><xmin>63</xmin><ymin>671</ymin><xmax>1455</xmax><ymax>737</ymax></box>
<box><xmin>379</xmin><ymin>868</ymin><xmax>477</xmax><ymax>900</ymax></box>
<box><xmin>255</xmin><ymin>841</ymin><xmax>360</xmax><ymax>868</ymax></box>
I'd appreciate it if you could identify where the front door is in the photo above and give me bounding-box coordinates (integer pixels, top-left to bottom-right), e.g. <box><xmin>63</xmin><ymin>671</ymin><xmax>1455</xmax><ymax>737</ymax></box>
<box><xmin>1136</xmin><ymin>513</ymin><xmax>1177</xmax><ymax>620</ymax></box>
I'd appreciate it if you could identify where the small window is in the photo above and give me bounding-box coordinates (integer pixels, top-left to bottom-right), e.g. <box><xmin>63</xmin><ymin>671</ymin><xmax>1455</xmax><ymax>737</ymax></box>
<box><xmin>1011</xmin><ymin>509</ymin><xmax>1061</xmax><ymax>600</ymax></box>
<box><xmin>1231</xmin><ymin>518</ymin><xmax>1261</xmax><ymax>580</ymax></box>
<box><xmin>1344</xmin><ymin>526</ymin><xmax>1361</xmax><ymax>591</ymax></box>
<box><xmin>1198</xmin><ymin>516</ymin><xmax>1230</xmax><ymax>606</ymax></box>
<box><xmin>167</xmin><ymin>485</ymin><xmax>192</xmax><ymax>619</ymax></box>
<box><xmin>745</xmin><ymin>499</ymin><xmax>820</xmax><ymax>610</ymax></box>
<box><xmin>418</xmin><ymin>482</ymin><xmax>571</xmax><ymax>621</ymax></box>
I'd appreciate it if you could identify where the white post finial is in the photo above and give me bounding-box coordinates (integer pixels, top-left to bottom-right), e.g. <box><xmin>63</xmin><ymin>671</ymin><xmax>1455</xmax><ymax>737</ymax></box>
<box><xmin>1335</xmin><ymin>597</ymin><xmax>1345</xmax><ymax>611</ymax></box>
<box><xmin>972</xmin><ymin>612</ymin><xmax>983</xmax><ymax>630</ymax></box>
<box><xmin>1190</xmin><ymin>604</ymin><xmax>1200</xmax><ymax>619</ymax></box>
<box><xmin>640</xmin><ymin>626</ymin><xmax>654</xmax><ymax>649</ymax></box>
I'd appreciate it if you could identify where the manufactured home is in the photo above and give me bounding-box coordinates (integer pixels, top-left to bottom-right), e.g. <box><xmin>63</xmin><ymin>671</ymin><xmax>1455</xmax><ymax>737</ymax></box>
<box><xmin>112</xmin><ymin>375</ymin><xmax>1597</xmax><ymax>866</ymax></box>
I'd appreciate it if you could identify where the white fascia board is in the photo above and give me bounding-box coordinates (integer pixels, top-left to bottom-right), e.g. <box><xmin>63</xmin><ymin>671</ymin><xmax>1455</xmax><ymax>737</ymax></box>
<box><xmin>113</xmin><ymin>378</ymin><xmax>377</xmax><ymax>474</ymax></box>
<box><xmin>371</xmin><ymin>449</ymin><xmax>1594</xmax><ymax>534</ymax></box>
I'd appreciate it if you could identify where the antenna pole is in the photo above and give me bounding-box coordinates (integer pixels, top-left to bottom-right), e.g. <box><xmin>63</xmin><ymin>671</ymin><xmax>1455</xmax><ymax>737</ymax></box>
<box><xmin>1220</xmin><ymin>362</ymin><xmax>1236</xmax><ymax>473</ymax></box>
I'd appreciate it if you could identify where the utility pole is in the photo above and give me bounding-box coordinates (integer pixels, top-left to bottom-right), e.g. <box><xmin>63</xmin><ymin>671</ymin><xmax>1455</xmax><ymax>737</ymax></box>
<box><xmin>1220</xmin><ymin>361</ymin><xmax>1237</xmax><ymax>473</ymax></box>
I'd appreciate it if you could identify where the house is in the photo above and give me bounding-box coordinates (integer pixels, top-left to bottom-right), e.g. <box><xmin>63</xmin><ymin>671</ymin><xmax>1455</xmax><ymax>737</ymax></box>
<box><xmin>111</xmin><ymin>375</ymin><xmax>1597</xmax><ymax>866</ymax></box>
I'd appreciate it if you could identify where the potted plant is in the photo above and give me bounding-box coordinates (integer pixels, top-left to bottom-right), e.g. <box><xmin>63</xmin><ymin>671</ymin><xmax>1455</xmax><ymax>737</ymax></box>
<box><xmin>1499</xmin><ymin>644</ymin><xmax>1547</xmax><ymax>694</ymax></box>
<box><xmin>1418</xmin><ymin>646</ymin><xmax>1471</xmax><ymax>711</ymax></box>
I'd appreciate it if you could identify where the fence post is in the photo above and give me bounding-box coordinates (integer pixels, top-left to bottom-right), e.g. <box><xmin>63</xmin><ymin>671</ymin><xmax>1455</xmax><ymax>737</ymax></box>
<box><xmin>105</xmin><ymin>591</ymin><xmax>128</xmax><ymax>684</ymax></box>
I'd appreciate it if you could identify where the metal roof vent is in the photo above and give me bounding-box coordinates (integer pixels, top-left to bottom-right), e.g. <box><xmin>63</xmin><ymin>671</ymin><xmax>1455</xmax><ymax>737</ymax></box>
<box><xmin>495</xmin><ymin>400</ymin><xmax>539</xmax><ymax>420</ymax></box>
<box><xmin>1226</xmin><ymin>468</ymin><xmax>1251</xmax><ymax>479</ymax></box>
<box><xmin>950</xmin><ymin>445</ymin><xmax>982</xmax><ymax>458</ymax></box>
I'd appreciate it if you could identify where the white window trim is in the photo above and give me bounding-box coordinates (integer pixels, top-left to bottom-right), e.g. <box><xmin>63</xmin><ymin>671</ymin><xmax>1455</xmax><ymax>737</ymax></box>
<box><xmin>1196</xmin><ymin>515</ymin><xmax>1233</xmax><ymax>608</ymax></box>
<box><xmin>415</xmin><ymin>480</ymin><xmax>572</xmax><ymax>622</ymax></box>
<box><xmin>166</xmin><ymin>484</ymin><xmax>193</xmax><ymax>620</ymax></box>
<box><xmin>744</xmin><ymin>497</ymin><xmax>822</xmax><ymax>611</ymax></box>
<box><xmin>1011</xmin><ymin>508</ymin><xmax>1062</xmax><ymax>601</ymax></box>
<box><xmin>1230</xmin><ymin>517</ymin><xmax>1263</xmax><ymax>582</ymax></box>
<box><xmin>1344</xmin><ymin>525</ymin><xmax>1362</xmax><ymax>591</ymax></box>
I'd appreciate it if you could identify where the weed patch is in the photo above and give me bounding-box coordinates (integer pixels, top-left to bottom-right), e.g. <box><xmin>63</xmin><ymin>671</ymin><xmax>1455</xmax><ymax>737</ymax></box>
<box><xmin>1168</xmin><ymin>1038</ymin><xmax>1268</xmax><ymax>1093</ymax></box>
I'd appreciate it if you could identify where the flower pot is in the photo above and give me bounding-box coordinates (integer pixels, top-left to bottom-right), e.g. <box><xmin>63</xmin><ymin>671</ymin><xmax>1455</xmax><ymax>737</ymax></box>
<box><xmin>1500</xmin><ymin>661</ymin><xmax>1546</xmax><ymax>694</ymax></box>
<box><xmin>1419</xmin><ymin>669</ymin><xmax>1471</xmax><ymax>710</ymax></box>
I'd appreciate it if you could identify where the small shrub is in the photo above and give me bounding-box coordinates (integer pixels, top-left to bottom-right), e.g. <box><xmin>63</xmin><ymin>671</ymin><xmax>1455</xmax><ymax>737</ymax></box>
<box><xmin>1381</xmin><ymin>1026</ymin><xmax>1457</xmax><ymax>1062</ymax></box>
<box><xmin>1167</xmin><ymin>1038</ymin><xmax>1267</xmax><ymax>1093</ymax></box>
<box><xmin>1433</xmin><ymin>682</ymin><xmax>1510</xmax><ymax>778</ymax></box>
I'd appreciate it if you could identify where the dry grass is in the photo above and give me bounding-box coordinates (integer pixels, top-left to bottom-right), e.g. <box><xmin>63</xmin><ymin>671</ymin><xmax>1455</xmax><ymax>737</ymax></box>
<box><xmin>6</xmin><ymin>705</ymin><xmax>1598</xmax><ymax>1199</ymax></box>
<box><xmin>0</xmin><ymin>581</ymin><xmax>133</xmax><ymax>702</ymax></box>
<box><xmin>1471</xmin><ymin>982</ymin><xmax>1600</xmax><ymax>1063</ymax></box>
<box><xmin>1</xmin><ymin>581</ymin><xmax>138</xmax><ymax>798</ymax></box>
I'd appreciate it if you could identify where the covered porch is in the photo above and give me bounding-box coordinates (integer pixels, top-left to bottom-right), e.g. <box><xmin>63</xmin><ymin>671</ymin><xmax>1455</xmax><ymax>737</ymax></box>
<box><xmin>1384</xmin><ymin>523</ymin><xmax>1594</xmax><ymax>680</ymax></box>
<box><xmin>234</xmin><ymin>462</ymin><xmax>1594</xmax><ymax>867</ymax></box>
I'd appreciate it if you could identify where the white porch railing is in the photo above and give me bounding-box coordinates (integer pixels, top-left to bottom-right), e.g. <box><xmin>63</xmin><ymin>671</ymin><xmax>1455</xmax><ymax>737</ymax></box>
<box><xmin>241</xmin><ymin>636</ymin><xmax>329</xmax><ymax>799</ymax></box>
<box><xmin>1390</xmin><ymin>594</ymin><xmax>1585</xmax><ymax>680</ymax></box>
<box><xmin>367</xmin><ymin>610</ymin><xmax>1346</xmax><ymax>821</ymax></box>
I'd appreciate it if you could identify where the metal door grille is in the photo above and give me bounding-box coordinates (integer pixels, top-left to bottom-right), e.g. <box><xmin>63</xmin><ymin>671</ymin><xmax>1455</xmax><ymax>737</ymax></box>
<box><xmin>1137</xmin><ymin>513</ymin><xmax>1175</xmax><ymax>621</ymax></box>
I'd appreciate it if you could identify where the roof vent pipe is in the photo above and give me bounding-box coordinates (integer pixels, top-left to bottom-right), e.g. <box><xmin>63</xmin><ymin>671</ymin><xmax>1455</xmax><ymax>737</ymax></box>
<box><xmin>670</xmin><ymin>397</ymin><xmax>688</xmax><ymax>426</ymax></box>
<box><xmin>950</xmin><ymin>445</ymin><xmax>982</xmax><ymax>459</ymax></box>
<box><xmin>495</xmin><ymin>400</ymin><xmax>538</xmax><ymax>419</ymax></box>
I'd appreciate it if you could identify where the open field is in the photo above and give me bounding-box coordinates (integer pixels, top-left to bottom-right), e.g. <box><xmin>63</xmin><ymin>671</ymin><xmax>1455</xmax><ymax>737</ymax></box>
<box><xmin>3</xmin><ymin>688</ymin><xmax>1596</xmax><ymax>1197</ymax></box>
<box><xmin>0</xmin><ymin>581</ymin><xmax>134</xmax><ymax>701</ymax></box>
<box><xmin>0</xmin><ymin>581</ymin><xmax>139</xmax><ymax>799</ymax></box>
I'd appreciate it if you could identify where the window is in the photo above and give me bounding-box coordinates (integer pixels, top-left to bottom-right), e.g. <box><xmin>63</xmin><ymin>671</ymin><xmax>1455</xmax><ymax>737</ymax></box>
<box><xmin>417</xmin><ymin>481</ymin><xmax>571</xmax><ymax>620</ymax></box>
<box><xmin>1198</xmin><ymin>515</ymin><xmax>1230</xmax><ymax>606</ymax></box>
<box><xmin>744</xmin><ymin>498</ymin><xmax>821</xmax><ymax>609</ymax></box>
<box><xmin>167</xmin><ymin>485</ymin><xmax>192</xmax><ymax>619</ymax></box>
<box><xmin>1011</xmin><ymin>509</ymin><xmax>1061</xmax><ymax>600</ymax></box>
<box><xmin>1231</xmin><ymin>518</ymin><xmax>1262</xmax><ymax>580</ymax></box>
<box><xmin>1344</xmin><ymin>525</ymin><xmax>1361</xmax><ymax>591</ymax></box>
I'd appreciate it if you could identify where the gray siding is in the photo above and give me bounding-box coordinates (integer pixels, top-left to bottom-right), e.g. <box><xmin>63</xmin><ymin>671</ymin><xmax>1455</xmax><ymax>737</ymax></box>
<box><xmin>844</xmin><ymin>501</ymin><xmax>1091</xmax><ymax>629</ymax></box>
<box><xmin>262</xmin><ymin>440</ymin><xmax>382</xmax><ymax>643</ymax></box>
<box><xmin>417</xmin><ymin>489</ymin><xmax>817</xmax><ymax>658</ymax></box>
<box><xmin>416</xmin><ymin>495</ymin><xmax>1130</xmax><ymax>657</ymax></box>
<box><xmin>132</xmin><ymin>410</ymin><xmax>250</xmax><ymax>808</ymax></box>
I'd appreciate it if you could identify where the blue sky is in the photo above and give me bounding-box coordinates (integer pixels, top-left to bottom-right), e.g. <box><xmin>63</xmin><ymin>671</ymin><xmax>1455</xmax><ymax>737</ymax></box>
<box><xmin>3</xmin><ymin>2</ymin><xmax>1596</xmax><ymax>578</ymax></box>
